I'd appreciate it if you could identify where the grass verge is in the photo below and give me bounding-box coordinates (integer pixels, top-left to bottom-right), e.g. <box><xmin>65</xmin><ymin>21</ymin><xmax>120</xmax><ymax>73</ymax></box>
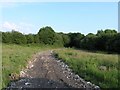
<box><xmin>2</xmin><ymin>43</ymin><xmax>59</xmax><ymax>89</ymax></box>
<box><xmin>54</xmin><ymin>48</ymin><xmax>118</xmax><ymax>88</ymax></box>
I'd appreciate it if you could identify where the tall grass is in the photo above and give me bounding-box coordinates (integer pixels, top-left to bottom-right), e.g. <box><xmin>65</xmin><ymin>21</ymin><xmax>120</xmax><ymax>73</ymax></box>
<box><xmin>2</xmin><ymin>43</ymin><xmax>58</xmax><ymax>89</ymax></box>
<box><xmin>54</xmin><ymin>48</ymin><xmax>118</xmax><ymax>88</ymax></box>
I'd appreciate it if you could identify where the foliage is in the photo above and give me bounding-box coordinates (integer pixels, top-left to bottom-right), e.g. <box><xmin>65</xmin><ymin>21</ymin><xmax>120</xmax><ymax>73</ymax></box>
<box><xmin>81</xmin><ymin>33</ymin><xmax>97</xmax><ymax>50</ymax></box>
<box><xmin>2</xmin><ymin>32</ymin><xmax>12</xmax><ymax>43</ymax></box>
<box><xmin>58</xmin><ymin>33</ymin><xmax>70</xmax><ymax>47</ymax></box>
<box><xmin>68</xmin><ymin>33</ymin><xmax>84</xmax><ymax>48</ymax></box>
<box><xmin>2</xmin><ymin>30</ymin><xmax>27</xmax><ymax>44</ymax></box>
<box><xmin>25</xmin><ymin>34</ymin><xmax>34</xmax><ymax>44</ymax></box>
<box><xmin>38</xmin><ymin>26</ymin><xmax>57</xmax><ymax>45</ymax></box>
<box><xmin>1</xmin><ymin>27</ymin><xmax>120</xmax><ymax>53</ymax></box>
<box><xmin>34</xmin><ymin>34</ymin><xmax>39</xmax><ymax>43</ymax></box>
<box><xmin>11</xmin><ymin>30</ymin><xmax>27</xmax><ymax>44</ymax></box>
<box><xmin>53</xmin><ymin>33</ymin><xmax>64</xmax><ymax>47</ymax></box>
<box><xmin>1</xmin><ymin>26</ymin><xmax>120</xmax><ymax>88</ymax></box>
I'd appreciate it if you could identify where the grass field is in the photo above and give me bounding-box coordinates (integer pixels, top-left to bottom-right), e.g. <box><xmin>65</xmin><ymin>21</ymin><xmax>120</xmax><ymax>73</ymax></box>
<box><xmin>2</xmin><ymin>43</ymin><xmax>59</xmax><ymax>89</ymax></box>
<box><xmin>1</xmin><ymin>44</ymin><xmax>119</xmax><ymax>89</ymax></box>
<box><xmin>54</xmin><ymin>48</ymin><xmax>118</xmax><ymax>88</ymax></box>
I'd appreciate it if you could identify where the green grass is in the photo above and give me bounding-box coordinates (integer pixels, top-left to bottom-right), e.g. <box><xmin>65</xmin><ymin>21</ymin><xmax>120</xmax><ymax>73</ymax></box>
<box><xmin>2</xmin><ymin>44</ymin><xmax>119</xmax><ymax>88</ymax></box>
<box><xmin>54</xmin><ymin>48</ymin><xmax>118</xmax><ymax>88</ymax></box>
<box><xmin>2</xmin><ymin>43</ymin><xmax>59</xmax><ymax>89</ymax></box>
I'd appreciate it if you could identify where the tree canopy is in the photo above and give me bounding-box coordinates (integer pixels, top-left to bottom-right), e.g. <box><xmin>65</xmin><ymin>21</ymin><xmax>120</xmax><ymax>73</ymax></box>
<box><xmin>38</xmin><ymin>26</ymin><xmax>57</xmax><ymax>45</ymax></box>
<box><xmin>1</xmin><ymin>26</ymin><xmax>120</xmax><ymax>53</ymax></box>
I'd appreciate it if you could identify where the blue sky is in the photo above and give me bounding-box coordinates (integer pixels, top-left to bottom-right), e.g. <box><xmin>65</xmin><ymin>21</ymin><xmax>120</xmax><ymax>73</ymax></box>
<box><xmin>1</xmin><ymin>2</ymin><xmax>118</xmax><ymax>35</ymax></box>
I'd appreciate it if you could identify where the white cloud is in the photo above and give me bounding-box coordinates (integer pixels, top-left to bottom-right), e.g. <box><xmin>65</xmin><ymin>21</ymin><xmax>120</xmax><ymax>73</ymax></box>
<box><xmin>1</xmin><ymin>21</ymin><xmax>36</xmax><ymax>34</ymax></box>
<box><xmin>3</xmin><ymin>21</ymin><xmax>18</xmax><ymax>30</ymax></box>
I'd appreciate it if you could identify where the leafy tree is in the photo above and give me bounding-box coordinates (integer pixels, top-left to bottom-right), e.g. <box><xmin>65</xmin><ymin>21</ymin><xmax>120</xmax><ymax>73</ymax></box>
<box><xmin>1</xmin><ymin>27</ymin><xmax>119</xmax><ymax>53</ymax></box>
<box><xmin>34</xmin><ymin>34</ymin><xmax>39</xmax><ymax>43</ymax></box>
<box><xmin>68</xmin><ymin>33</ymin><xmax>84</xmax><ymax>48</ymax></box>
<box><xmin>62</xmin><ymin>34</ymin><xmax>70</xmax><ymax>47</ymax></box>
<box><xmin>25</xmin><ymin>34</ymin><xmax>34</xmax><ymax>44</ymax></box>
<box><xmin>11</xmin><ymin>30</ymin><xmax>27</xmax><ymax>44</ymax></box>
<box><xmin>2</xmin><ymin>32</ymin><xmax>11</xmax><ymax>43</ymax></box>
<box><xmin>96</xmin><ymin>29</ymin><xmax>104</xmax><ymax>36</ymax></box>
<box><xmin>38</xmin><ymin>26</ymin><xmax>56</xmax><ymax>45</ymax></box>
<box><xmin>58</xmin><ymin>33</ymin><xmax>70</xmax><ymax>47</ymax></box>
<box><xmin>112</xmin><ymin>33</ymin><xmax>120</xmax><ymax>53</ymax></box>
<box><xmin>54</xmin><ymin>33</ymin><xmax>64</xmax><ymax>47</ymax></box>
<box><xmin>104</xmin><ymin>29</ymin><xmax>117</xmax><ymax>34</ymax></box>
<box><xmin>96</xmin><ymin>29</ymin><xmax>117</xmax><ymax>51</ymax></box>
<box><xmin>81</xmin><ymin>33</ymin><xmax>97</xmax><ymax>50</ymax></box>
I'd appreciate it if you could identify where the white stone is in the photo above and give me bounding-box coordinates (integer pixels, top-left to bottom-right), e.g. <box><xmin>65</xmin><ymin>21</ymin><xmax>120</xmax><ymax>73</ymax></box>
<box><xmin>95</xmin><ymin>86</ymin><xmax>100</xmax><ymax>88</ymax></box>
<box><xmin>25</xmin><ymin>82</ymin><xmax>31</xmax><ymax>85</ymax></box>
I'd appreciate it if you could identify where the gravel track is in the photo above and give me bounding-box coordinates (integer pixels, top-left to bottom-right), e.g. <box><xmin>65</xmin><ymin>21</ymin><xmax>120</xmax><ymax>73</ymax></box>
<box><xmin>5</xmin><ymin>50</ymin><xmax>100</xmax><ymax>90</ymax></box>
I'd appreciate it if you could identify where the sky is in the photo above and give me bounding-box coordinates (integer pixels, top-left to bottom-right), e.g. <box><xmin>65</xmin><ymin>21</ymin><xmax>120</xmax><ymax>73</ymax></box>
<box><xmin>0</xmin><ymin>2</ymin><xmax>118</xmax><ymax>35</ymax></box>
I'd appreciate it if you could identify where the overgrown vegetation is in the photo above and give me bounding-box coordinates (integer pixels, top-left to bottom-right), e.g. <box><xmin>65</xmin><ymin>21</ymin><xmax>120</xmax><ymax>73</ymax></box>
<box><xmin>1</xmin><ymin>26</ymin><xmax>120</xmax><ymax>89</ymax></box>
<box><xmin>1</xmin><ymin>27</ymin><xmax>120</xmax><ymax>53</ymax></box>
<box><xmin>2</xmin><ymin>26</ymin><xmax>67</xmax><ymax>47</ymax></box>
<box><xmin>2</xmin><ymin>44</ymin><xmax>59</xmax><ymax>88</ymax></box>
<box><xmin>54</xmin><ymin>48</ymin><xmax>118</xmax><ymax>88</ymax></box>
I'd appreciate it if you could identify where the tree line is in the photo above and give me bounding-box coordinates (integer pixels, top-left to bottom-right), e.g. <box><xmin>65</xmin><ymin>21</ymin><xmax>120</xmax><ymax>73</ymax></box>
<box><xmin>1</xmin><ymin>26</ymin><xmax>120</xmax><ymax>53</ymax></box>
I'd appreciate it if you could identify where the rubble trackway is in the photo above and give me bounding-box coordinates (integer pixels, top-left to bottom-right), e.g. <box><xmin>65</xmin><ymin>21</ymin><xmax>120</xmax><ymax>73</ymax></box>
<box><xmin>6</xmin><ymin>50</ymin><xmax>100</xmax><ymax>89</ymax></box>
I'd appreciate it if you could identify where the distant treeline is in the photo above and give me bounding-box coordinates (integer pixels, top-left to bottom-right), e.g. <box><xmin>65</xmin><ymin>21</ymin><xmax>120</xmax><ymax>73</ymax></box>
<box><xmin>1</xmin><ymin>26</ymin><xmax>120</xmax><ymax>53</ymax></box>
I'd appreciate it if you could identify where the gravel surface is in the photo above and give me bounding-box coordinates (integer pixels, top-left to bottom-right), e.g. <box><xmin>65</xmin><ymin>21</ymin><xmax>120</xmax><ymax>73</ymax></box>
<box><xmin>5</xmin><ymin>50</ymin><xmax>100</xmax><ymax>90</ymax></box>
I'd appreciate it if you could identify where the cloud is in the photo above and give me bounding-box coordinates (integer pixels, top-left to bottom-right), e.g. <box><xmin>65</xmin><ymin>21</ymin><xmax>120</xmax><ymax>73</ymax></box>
<box><xmin>1</xmin><ymin>21</ymin><xmax>36</xmax><ymax>34</ymax></box>
<box><xmin>3</xmin><ymin>21</ymin><xmax>18</xmax><ymax>30</ymax></box>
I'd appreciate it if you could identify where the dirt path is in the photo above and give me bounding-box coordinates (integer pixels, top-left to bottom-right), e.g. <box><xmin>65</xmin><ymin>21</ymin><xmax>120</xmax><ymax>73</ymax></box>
<box><xmin>6</xmin><ymin>50</ymin><xmax>100</xmax><ymax>89</ymax></box>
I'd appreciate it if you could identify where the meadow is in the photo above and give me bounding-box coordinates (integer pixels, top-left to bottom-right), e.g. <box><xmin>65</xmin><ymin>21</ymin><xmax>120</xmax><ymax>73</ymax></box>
<box><xmin>1</xmin><ymin>43</ymin><xmax>119</xmax><ymax>89</ymax></box>
<box><xmin>54</xmin><ymin>48</ymin><xmax>118</xmax><ymax>88</ymax></box>
<box><xmin>2</xmin><ymin>43</ymin><xmax>58</xmax><ymax>89</ymax></box>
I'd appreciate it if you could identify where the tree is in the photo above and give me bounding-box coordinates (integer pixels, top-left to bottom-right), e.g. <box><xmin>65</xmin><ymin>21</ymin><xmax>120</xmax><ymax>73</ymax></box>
<box><xmin>54</xmin><ymin>33</ymin><xmax>64</xmax><ymax>47</ymax></box>
<box><xmin>96</xmin><ymin>29</ymin><xmax>117</xmax><ymax>51</ymax></box>
<box><xmin>1</xmin><ymin>27</ymin><xmax>119</xmax><ymax>53</ymax></box>
<box><xmin>25</xmin><ymin>34</ymin><xmax>34</xmax><ymax>44</ymax></box>
<box><xmin>2</xmin><ymin>32</ymin><xmax>12</xmax><ymax>43</ymax></box>
<box><xmin>68</xmin><ymin>33</ymin><xmax>84</xmax><ymax>48</ymax></box>
<box><xmin>112</xmin><ymin>33</ymin><xmax>120</xmax><ymax>53</ymax></box>
<box><xmin>81</xmin><ymin>33</ymin><xmax>97</xmax><ymax>50</ymax></box>
<box><xmin>58</xmin><ymin>33</ymin><xmax>70</xmax><ymax>47</ymax></box>
<box><xmin>38</xmin><ymin>26</ymin><xmax>57</xmax><ymax>45</ymax></box>
<box><xmin>11</xmin><ymin>30</ymin><xmax>27</xmax><ymax>44</ymax></box>
<box><xmin>34</xmin><ymin>34</ymin><xmax>39</xmax><ymax>43</ymax></box>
